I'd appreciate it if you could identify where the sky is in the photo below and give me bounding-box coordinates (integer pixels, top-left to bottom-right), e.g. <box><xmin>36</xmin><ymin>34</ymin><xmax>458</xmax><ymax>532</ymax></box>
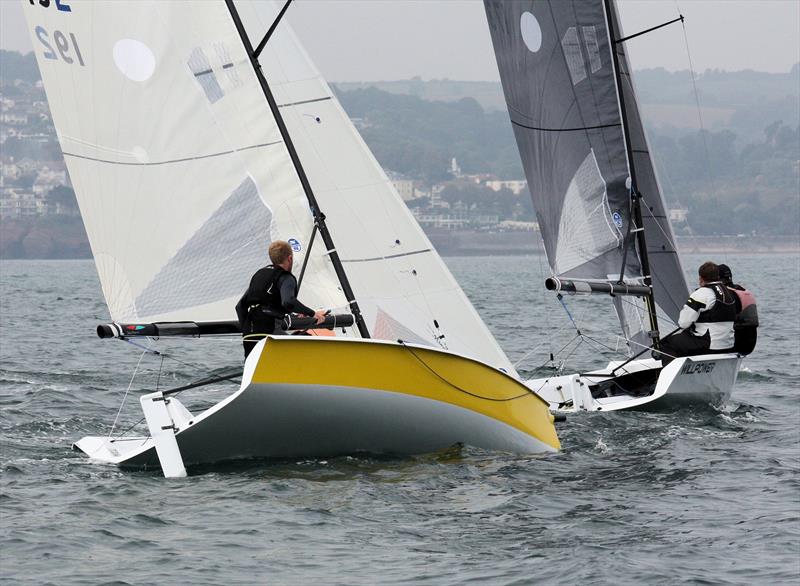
<box><xmin>1</xmin><ymin>0</ymin><xmax>798</xmax><ymax>81</ymax></box>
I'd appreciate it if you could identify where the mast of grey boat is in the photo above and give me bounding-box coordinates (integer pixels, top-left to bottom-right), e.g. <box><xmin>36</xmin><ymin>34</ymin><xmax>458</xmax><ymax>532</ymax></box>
<box><xmin>225</xmin><ymin>0</ymin><xmax>371</xmax><ymax>338</ymax></box>
<box><xmin>603</xmin><ymin>0</ymin><xmax>660</xmax><ymax>352</ymax></box>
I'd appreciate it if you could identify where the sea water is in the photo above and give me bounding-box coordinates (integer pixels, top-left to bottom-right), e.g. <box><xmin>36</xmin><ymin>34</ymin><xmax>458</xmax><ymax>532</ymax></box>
<box><xmin>1</xmin><ymin>253</ymin><xmax>798</xmax><ymax>584</ymax></box>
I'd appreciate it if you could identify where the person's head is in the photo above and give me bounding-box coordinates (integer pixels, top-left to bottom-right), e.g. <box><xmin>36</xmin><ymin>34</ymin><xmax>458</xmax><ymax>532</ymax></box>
<box><xmin>269</xmin><ymin>240</ymin><xmax>293</xmax><ymax>271</ymax></box>
<box><xmin>698</xmin><ymin>261</ymin><xmax>719</xmax><ymax>286</ymax></box>
<box><xmin>718</xmin><ymin>263</ymin><xmax>733</xmax><ymax>285</ymax></box>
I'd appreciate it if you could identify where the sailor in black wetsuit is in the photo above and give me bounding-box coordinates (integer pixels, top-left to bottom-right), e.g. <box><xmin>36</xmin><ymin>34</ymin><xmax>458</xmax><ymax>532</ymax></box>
<box><xmin>238</xmin><ymin>240</ymin><xmax>326</xmax><ymax>358</ymax></box>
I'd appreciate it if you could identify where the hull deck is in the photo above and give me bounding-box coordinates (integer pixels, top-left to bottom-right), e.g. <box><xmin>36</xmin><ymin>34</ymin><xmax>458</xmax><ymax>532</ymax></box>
<box><xmin>75</xmin><ymin>336</ymin><xmax>560</xmax><ymax>473</ymax></box>
<box><xmin>528</xmin><ymin>354</ymin><xmax>742</xmax><ymax>412</ymax></box>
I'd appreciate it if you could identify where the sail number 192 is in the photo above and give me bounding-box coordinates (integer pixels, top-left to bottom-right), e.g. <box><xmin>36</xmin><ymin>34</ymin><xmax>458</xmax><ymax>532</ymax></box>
<box><xmin>35</xmin><ymin>26</ymin><xmax>85</xmax><ymax>66</ymax></box>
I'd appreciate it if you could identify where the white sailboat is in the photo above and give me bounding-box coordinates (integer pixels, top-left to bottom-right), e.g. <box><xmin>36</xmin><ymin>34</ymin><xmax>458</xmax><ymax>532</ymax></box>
<box><xmin>484</xmin><ymin>0</ymin><xmax>742</xmax><ymax>412</ymax></box>
<box><xmin>24</xmin><ymin>0</ymin><xmax>559</xmax><ymax>476</ymax></box>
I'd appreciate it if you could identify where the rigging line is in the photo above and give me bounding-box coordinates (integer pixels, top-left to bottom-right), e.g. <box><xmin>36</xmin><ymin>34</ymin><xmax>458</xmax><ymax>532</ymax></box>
<box><xmin>511</xmin><ymin>314</ymin><xmax>573</xmax><ymax>368</ymax></box>
<box><xmin>399</xmin><ymin>342</ymin><xmax>537</xmax><ymax>402</ymax></box>
<box><xmin>527</xmin><ymin>337</ymin><xmax>585</xmax><ymax>393</ymax></box>
<box><xmin>556</xmin><ymin>294</ymin><xmax>581</xmax><ymax>335</ymax></box>
<box><xmin>296</xmin><ymin>222</ymin><xmax>318</xmax><ymax>292</ymax></box>
<box><xmin>533</xmin><ymin>228</ymin><xmax>555</xmax><ymax>363</ymax></box>
<box><xmin>108</xmin><ymin>342</ymin><xmax>151</xmax><ymax>440</ymax></box>
<box><xmin>618</xmin><ymin>293</ymin><xmax>675</xmax><ymax>327</ymax></box>
<box><xmin>119</xmin><ymin>338</ymin><xmax>240</xmax><ymax>385</ymax></box>
<box><xmin>112</xmin><ymin>416</ymin><xmax>147</xmax><ymax>440</ymax></box>
<box><xmin>677</xmin><ymin>5</ymin><xmax>727</xmax><ymax>263</ymax></box>
<box><xmin>579</xmin><ymin>333</ymin><xmax>623</xmax><ymax>357</ymax></box>
<box><xmin>613</xmin><ymin>15</ymin><xmax>684</xmax><ymax>44</ymax></box>
<box><xmin>523</xmin><ymin>333</ymin><xmax>583</xmax><ymax>381</ymax></box>
<box><xmin>155</xmin><ymin>354</ymin><xmax>165</xmax><ymax>393</ymax></box>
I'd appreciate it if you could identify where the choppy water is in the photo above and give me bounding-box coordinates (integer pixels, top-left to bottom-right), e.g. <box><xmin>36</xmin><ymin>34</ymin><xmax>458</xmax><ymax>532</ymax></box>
<box><xmin>1</xmin><ymin>254</ymin><xmax>798</xmax><ymax>585</ymax></box>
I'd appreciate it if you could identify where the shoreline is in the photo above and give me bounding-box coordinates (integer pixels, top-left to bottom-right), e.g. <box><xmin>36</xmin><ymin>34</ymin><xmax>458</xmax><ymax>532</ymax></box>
<box><xmin>1</xmin><ymin>218</ymin><xmax>798</xmax><ymax>259</ymax></box>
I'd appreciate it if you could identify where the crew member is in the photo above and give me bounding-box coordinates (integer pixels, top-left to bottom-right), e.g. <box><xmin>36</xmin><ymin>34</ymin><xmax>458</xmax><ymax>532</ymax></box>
<box><xmin>237</xmin><ymin>240</ymin><xmax>326</xmax><ymax>358</ymax></box>
<box><xmin>659</xmin><ymin>261</ymin><xmax>738</xmax><ymax>364</ymax></box>
<box><xmin>718</xmin><ymin>263</ymin><xmax>758</xmax><ymax>355</ymax></box>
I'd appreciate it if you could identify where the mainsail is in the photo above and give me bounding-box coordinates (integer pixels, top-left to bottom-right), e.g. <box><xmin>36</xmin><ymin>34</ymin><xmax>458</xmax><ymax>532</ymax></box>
<box><xmin>24</xmin><ymin>0</ymin><xmax>514</xmax><ymax>372</ymax></box>
<box><xmin>24</xmin><ymin>0</ymin><xmax>343</xmax><ymax>325</ymax></box>
<box><xmin>484</xmin><ymin>0</ymin><xmax>688</xmax><ymax>328</ymax></box>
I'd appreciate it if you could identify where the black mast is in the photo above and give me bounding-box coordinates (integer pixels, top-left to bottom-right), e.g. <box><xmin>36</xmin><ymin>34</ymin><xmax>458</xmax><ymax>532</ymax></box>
<box><xmin>225</xmin><ymin>0</ymin><xmax>370</xmax><ymax>338</ymax></box>
<box><xmin>604</xmin><ymin>0</ymin><xmax>660</xmax><ymax>349</ymax></box>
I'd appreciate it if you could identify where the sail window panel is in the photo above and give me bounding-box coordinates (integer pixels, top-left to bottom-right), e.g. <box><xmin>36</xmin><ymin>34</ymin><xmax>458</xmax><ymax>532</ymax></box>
<box><xmin>134</xmin><ymin>176</ymin><xmax>270</xmax><ymax>317</ymax></box>
<box><xmin>561</xmin><ymin>27</ymin><xmax>587</xmax><ymax>86</ymax></box>
<box><xmin>214</xmin><ymin>43</ymin><xmax>243</xmax><ymax>89</ymax></box>
<box><xmin>187</xmin><ymin>47</ymin><xmax>225</xmax><ymax>104</ymax></box>
<box><xmin>582</xmin><ymin>26</ymin><xmax>602</xmax><ymax>73</ymax></box>
<box><xmin>554</xmin><ymin>150</ymin><xmax>622</xmax><ymax>276</ymax></box>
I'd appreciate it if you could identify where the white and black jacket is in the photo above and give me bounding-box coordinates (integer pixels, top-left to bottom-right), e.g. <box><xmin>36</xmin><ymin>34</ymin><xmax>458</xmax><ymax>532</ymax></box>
<box><xmin>678</xmin><ymin>282</ymin><xmax>739</xmax><ymax>350</ymax></box>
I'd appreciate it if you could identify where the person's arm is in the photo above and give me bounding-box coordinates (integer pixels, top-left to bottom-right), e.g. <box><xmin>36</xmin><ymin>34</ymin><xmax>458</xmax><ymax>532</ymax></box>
<box><xmin>279</xmin><ymin>274</ymin><xmax>316</xmax><ymax>317</ymax></box>
<box><xmin>678</xmin><ymin>287</ymin><xmax>714</xmax><ymax>329</ymax></box>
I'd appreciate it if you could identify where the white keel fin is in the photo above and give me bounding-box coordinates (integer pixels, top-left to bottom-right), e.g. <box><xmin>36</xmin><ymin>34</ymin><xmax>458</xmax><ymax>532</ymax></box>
<box><xmin>140</xmin><ymin>391</ymin><xmax>187</xmax><ymax>478</ymax></box>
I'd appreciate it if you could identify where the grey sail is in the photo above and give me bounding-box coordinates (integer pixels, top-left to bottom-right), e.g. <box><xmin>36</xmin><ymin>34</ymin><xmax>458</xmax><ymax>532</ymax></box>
<box><xmin>484</xmin><ymin>0</ymin><xmax>687</xmax><ymax>324</ymax></box>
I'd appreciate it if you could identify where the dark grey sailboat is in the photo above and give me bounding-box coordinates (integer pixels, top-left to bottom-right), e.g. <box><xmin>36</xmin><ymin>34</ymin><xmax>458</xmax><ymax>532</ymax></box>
<box><xmin>484</xmin><ymin>0</ymin><xmax>742</xmax><ymax>411</ymax></box>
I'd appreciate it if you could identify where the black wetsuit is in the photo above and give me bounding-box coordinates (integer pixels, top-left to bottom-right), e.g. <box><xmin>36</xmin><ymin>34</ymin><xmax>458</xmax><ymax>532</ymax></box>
<box><xmin>238</xmin><ymin>265</ymin><xmax>315</xmax><ymax>358</ymax></box>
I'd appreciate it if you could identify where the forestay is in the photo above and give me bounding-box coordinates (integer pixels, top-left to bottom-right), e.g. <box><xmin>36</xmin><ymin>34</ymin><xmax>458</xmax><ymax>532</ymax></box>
<box><xmin>233</xmin><ymin>1</ymin><xmax>514</xmax><ymax>372</ymax></box>
<box><xmin>483</xmin><ymin>0</ymin><xmax>687</xmax><ymax>324</ymax></box>
<box><xmin>23</xmin><ymin>0</ymin><xmax>345</xmax><ymax>324</ymax></box>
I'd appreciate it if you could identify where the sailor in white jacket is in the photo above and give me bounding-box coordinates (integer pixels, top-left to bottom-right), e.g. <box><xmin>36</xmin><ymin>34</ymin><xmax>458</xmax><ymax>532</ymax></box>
<box><xmin>659</xmin><ymin>261</ymin><xmax>738</xmax><ymax>364</ymax></box>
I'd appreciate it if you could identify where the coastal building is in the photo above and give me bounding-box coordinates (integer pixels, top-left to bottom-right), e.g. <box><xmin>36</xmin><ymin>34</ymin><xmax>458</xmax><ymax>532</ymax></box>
<box><xmin>669</xmin><ymin>208</ymin><xmax>689</xmax><ymax>222</ymax></box>
<box><xmin>498</xmin><ymin>220</ymin><xmax>539</xmax><ymax>232</ymax></box>
<box><xmin>485</xmin><ymin>179</ymin><xmax>528</xmax><ymax>195</ymax></box>
<box><xmin>391</xmin><ymin>179</ymin><xmax>418</xmax><ymax>202</ymax></box>
<box><xmin>0</xmin><ymin>189</ymin><xmax>39</xmax><ymax>218</ymax></box>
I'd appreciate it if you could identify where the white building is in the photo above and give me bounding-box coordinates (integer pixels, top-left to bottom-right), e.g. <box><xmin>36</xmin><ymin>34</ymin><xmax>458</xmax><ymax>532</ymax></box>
<box><xmin>484</xmin><ymin>180</ymin><xmax>528</xmax><ymax>195</ymax></box>
<box><xmin>391</xmin><ymin>179</ymin><xmax>417</xmax><ymax>202</ymax></box>
<box><xmin>669</xmin><ymin>208</ymin><xmax>689</xmax><ymax>222</ymax></box>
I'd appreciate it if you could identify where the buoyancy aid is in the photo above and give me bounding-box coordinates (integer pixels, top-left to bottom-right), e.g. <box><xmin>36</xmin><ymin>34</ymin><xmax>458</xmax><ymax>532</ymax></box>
<box><xmin>729</xmin><ymin>284</ymin><xmax>759</xmax><ymax>328</ymax></box>
<box><xmin>696</xmin><ymin>282</ymin><xmax>738</xmax><ymax>324</ymax></box>
<box><xmin>690</xmin><ymin>282</ymin><xmax>737</xmax><ymax>350</ymax></box>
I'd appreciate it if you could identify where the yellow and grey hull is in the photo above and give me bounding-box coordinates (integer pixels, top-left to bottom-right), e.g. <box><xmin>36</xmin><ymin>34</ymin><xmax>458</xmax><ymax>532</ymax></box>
<box><xmin>75</xmin><ymin>336</ymin><xmax>559</xmax><ymax>472</ymax></box>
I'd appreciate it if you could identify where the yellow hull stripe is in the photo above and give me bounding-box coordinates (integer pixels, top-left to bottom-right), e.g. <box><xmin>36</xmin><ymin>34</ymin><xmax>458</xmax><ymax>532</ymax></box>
<box><xmin>252</xmin><ymin>337</ymin><xmax>560</xmax><ymax>451</ymax></box>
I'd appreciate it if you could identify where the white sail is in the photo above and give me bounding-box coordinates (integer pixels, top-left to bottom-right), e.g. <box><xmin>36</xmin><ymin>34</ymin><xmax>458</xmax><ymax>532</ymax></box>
<box><xmin>233</xmin><ymin>1</ymin><xmax>515</xmax><ymax>372</ymax></box>
<box><xmin>26</xmin><ymin>0</ymin><xmax>514</xmax><ymax>373</ymax></box>
<box><xmin>23</xmin><ymin>0</ymin><xmax>345</xmax><ymax>324</ymax></box>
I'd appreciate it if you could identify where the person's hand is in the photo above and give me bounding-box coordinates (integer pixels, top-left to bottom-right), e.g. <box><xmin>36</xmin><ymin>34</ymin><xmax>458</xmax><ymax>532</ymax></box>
<box><xmin>313</xmin><ymin>310</ymin><xmax>327</xmax><ymax>325</ymax></box>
